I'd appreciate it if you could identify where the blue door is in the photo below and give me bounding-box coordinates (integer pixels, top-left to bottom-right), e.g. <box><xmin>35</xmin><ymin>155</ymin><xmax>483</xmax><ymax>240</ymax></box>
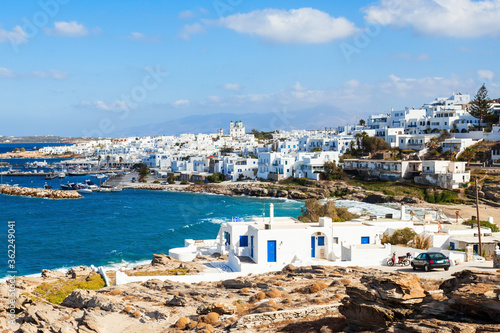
<box><xmin>361</xmin><ymin>236</ymin><xmax>369</xmax><ymax>244</ymax></box>
<box><xmin>250</xmin><ymin>236</ymin><xmax>254</xmax><ymax>257</ymax></box>
<box><xmin>311</xmin><ymin>236</ymin><xmax>316</xmax><ymax>257</ymax></box>
<box><xmin>267</xmin><ymin>240</ymin><xmax>277</xmax><ymax>262</ymax></box>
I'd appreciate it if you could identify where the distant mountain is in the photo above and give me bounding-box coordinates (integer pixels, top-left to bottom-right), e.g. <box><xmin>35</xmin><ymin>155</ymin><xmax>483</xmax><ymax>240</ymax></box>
<box><xmin>116</xmin><ymin>106</ymin><xmax>355</xmax><ymax>137</ymax></box>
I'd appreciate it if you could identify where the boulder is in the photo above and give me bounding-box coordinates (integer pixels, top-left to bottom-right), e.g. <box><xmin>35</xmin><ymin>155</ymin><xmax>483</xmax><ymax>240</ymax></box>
<box><xmin>440</xmin><ymin>270</ymin><xmax>500</xmax><ymax>323</ymax></box>
<box><xmin>61</xmin><ymin>289</ymin><xmax>121</xmax><ymax>312</ymax></box>
<box><xmin>151</xmin><ymin>254</ymin><xmax>176</xmax><ymax>266</ymax></box>
<box><xmin>221</xmin><ymin>279</ymin><xmax>253</xmax><ymax>289</ymax></box>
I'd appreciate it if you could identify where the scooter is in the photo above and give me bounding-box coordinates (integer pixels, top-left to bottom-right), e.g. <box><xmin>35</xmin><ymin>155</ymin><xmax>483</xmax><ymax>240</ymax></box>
<box><xmin>387</xmin><ymin>252</ymin><xmax>411</xmax><ymax>266</ymax></box>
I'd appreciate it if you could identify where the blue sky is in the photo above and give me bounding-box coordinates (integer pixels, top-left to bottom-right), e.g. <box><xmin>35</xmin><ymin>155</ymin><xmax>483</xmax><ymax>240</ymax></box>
<box><xmin>0</xmin><ymin>0</ymin><xmax>499</xmax><ymax>137</ymax></box>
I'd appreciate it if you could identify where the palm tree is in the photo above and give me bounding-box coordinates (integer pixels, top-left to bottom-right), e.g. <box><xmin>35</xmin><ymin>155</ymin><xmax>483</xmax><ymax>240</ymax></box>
<box><xmin>97</xmin><ymin>155</ymin><xmax>101</xmax><ymax>166</ymax></box>
<box><xmin>106</xmin><ymin>155</ymin><xmax>110</xmax><ymax>167</ymax></box>
<box><xmin>359</xmin><ymin>119</ymin><xmax>366</xmax><ymax>127</ymax></box>
<box><xmin>354</xmin><ymin>133</ymin><xmax>362</xmax><ymax>152</ymax></box>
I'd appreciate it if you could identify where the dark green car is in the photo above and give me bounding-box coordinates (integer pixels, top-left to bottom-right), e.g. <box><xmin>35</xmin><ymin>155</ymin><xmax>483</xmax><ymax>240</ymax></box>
<box><xmin>411</xmin><ymin>252</ymin><xmax>450</xmax><ymax>271</ymax></box>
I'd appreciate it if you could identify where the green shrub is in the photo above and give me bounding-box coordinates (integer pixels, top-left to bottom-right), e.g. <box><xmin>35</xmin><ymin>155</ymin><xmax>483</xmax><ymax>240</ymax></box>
<box><xmin>462</xmin><ymin>219</ymin><xmax>499</xmax><ymax>232</ymax></box>
<box><xmin>381</xmin><ymin>228</ymin><xmax>417</xmax><ymax>245</ymax></box>
<box><xmin>33</xmin><ymin>273</ymin><xmax>105</xmax><ymax>304</ymax></box>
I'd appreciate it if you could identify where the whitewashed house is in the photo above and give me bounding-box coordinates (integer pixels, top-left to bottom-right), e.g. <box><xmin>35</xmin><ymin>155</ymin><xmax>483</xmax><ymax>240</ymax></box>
<box><xmin>414</xmin><ymin>161</ymin><xmax>470</xmax><ymax>189</ymax></box>
<box><xmin>343</xmin><ymin>159</ymin><xmax>421</xmax><ymax>180</ymax></box>
<box><xmin>294</xmin><ymin>152</ymin><xmax>340</xmax><ymax>180</ymax></box>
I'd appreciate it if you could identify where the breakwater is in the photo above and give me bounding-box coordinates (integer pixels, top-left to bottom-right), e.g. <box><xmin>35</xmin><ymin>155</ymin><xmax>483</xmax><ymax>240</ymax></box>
<box><xmin>0</xmin><ymin>185</ymin><xmax>82</xmax><ymax>199</ymax></box>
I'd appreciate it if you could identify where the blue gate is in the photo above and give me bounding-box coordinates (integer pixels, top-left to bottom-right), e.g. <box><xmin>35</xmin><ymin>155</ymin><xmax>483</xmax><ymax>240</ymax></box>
<box><xmin>361</xmin><ymin>236</ymin><xmax>370</xmax><ymax>244</ymax></box>
<box><xmin>311</xmin><ymin>236</ymin><xmax>316</xmax><ymax>257</ymax></box>
<box><xmin>267</xmin><ymin>240</ymin><xmax>277</xmax><ymax>262</ymax></box>
<box><xmin>250</xmin><ymin>236</ymin><xmax>254</xmax><ymax>257</ymax></box>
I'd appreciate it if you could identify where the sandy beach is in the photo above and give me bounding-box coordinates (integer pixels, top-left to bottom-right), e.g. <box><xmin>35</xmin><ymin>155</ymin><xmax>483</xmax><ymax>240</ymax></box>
<box><xmin>411</xmin><ymin>202</ymin><xmax>500</xmax><ymax>226</ymax></box>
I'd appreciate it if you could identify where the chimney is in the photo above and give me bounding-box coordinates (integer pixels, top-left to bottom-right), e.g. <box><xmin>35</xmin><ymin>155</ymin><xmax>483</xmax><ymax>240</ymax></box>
<box><xmin>269</xmin><ymin>203</ymin><xmax>274</xmax><ymax>224</ymax></box>
<box><xmin>401</xmin><ymin>205</ymin><xmax>406</xmax><ymax>220</ymax></box>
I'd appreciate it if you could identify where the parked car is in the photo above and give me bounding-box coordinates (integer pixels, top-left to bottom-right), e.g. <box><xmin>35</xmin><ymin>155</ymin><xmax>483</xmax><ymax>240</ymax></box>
<box><xmin>161</xmin><ymin>181</ymin><xmax>167</xmax><ymax>185</ymax></box>
<box><xmin>411</xmin><ymin>252</ymin><xmax>450</xmax><ymax>271</ymax></box>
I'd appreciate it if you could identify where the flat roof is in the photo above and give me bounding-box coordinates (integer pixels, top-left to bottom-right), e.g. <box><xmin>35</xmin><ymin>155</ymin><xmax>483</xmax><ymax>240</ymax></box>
<box><xmin>450</xmin><ymin>234</ymin><xmax>500</xmax><ymax>243</ymax></box>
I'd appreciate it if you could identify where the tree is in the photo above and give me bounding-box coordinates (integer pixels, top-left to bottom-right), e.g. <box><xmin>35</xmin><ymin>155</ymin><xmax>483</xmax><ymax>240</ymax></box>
<box><xmin>359</xmin><ymin>119</ymin><xmax>366</xmax><ymax>126</ymax></box>
<box><xmin>361</xmin><ymin>136</ymin><xmax>388</xmax><ymax>153</ymax></box>
<box><xmin>106</xmin><ymin>155</ymin><xmax>111</xmax><ymax>166</ymax></box>
<box><xmin>438</xmin><ymin>129</ymin><xmax>452</xmax><ymax>141</ymax></box>
<box><xmin>469</xmin><ymin>84</ymin><xmax>492</xmax><ymax>130</ymax></box>
<box><xmin>322</xmin><ymin>161</ymin><xmax>344</xmax><ymax>180</ymax></box>
<box><xmin>381</xmin><ymin>228</ymin><xmax>417</xmax><ymax>245</ymax></box>
<box><xmin>459</xmin><ymin>147</ymin><xmax>475</xmax><ymax>163</ymax></box>
<box><xmin>298</xmin><ymin>199</ymin><xmax>359</xmax><ymax>223</ymax></box>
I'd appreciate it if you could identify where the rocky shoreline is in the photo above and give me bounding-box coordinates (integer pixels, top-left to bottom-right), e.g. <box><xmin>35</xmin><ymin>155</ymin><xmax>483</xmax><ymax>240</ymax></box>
<box><xmin>0</xmin><ymin>185</ymin><xmax>82</xmax><ymax>199</ymax></box>
<box><xmin>1</xmin><ymin>256</ymin><xmax>499</xmax><ymax>332</ymax></box>
<box><xmin>181</xmin><ymin>182</ymin><xmax>424</xmax><ymax>205</ymax></box>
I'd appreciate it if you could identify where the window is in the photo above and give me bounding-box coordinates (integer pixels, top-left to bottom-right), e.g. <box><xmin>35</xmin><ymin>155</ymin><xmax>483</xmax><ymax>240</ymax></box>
<box><xmin>317</xmin><ymin>236</ymin><xmax>325</xmax><ymax>246</ymax></box>
<box><xmin>239</xmin><ymin>235</ymin><xmax>248</xmax><ymax>247</ymax></box>
<box><xmin>333</xmin><ymin>237</ymin><xmax>339</xmax><ymax>244</ymax></box>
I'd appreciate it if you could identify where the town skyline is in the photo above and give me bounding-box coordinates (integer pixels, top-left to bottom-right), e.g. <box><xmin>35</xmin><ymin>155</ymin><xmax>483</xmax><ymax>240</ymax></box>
<box><xmin>1</xmin><ymin>0</ymin><xmax>499</xmax><ymax>136</ymax></box>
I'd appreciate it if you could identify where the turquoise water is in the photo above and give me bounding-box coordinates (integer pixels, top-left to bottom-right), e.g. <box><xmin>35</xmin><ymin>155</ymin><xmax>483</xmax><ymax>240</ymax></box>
<box><xmin>0</xmin><ymin>189</ymin><xmax>303</xmax><ymax>278</ymax></box>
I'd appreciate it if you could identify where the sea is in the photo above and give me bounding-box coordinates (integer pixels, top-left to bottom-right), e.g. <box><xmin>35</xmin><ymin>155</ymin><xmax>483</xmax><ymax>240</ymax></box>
<box><xmin>0</xmin><ymin>143</ymin><xmax>436</xmax><ymax>280</ymax></box>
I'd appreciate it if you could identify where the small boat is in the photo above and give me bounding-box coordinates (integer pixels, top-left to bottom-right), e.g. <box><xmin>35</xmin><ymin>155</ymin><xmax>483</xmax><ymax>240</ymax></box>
<box><xmin>78</xmin><ymin>188</ymin><xmax>92</xmax><ymax>194</ymax></box>
<box><xmin>98</xmin><ymin>187</ymin><xmax>112</xmax><ymax>193</ymax></box>
<box><xmin>111</xmin><ymin>187</ymin><xmax>122</xmax><ymax>192</ymax></box>
<box><xmin>84</xmin><ymin>180</ymin><xmax>98</xmax><ymax>190</ymax></box>
<box><xmin>58</xmin><ymin>172</ymin><xmax>66</xmax><ymax>179</ymax></box>
<box><xmin>43</xmin><ymin>183</ymin><xmax>52</xmax><ymax>190</ymax></box>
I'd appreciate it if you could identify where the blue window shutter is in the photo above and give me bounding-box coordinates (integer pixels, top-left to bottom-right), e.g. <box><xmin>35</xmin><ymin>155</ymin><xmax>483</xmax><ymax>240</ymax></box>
<box><xmin>240</xmin><ymin>235</ymin><xmax>248</xmax><ymax>247</ymax></box>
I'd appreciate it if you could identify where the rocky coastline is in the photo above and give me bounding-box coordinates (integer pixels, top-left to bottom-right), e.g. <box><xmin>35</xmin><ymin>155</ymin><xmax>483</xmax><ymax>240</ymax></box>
<box><xmin>1</xmin><ymin>256</ymin><xmax>499</xmax><ymax>332</ymax></box>
<box><xmin>181</xmin><ymin>182</ymin><xmax>424</xmax><ymax>205</ymax></box>
<box><xmin>0</xmin><ymin>185</ymin><xmax>82</xmax><ymax>199</ymax></box>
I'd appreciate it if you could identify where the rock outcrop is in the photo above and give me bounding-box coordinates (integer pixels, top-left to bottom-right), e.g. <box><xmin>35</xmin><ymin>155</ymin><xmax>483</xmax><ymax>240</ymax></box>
<box><xmin>0</xmin><ymin>185</ymin><xmax>82</xmax><ymax>199</ymax></box>
<box><xmin>1</xmin><ymin>265</ymin><xmax>498</xmax><ymax>332</ymax></box>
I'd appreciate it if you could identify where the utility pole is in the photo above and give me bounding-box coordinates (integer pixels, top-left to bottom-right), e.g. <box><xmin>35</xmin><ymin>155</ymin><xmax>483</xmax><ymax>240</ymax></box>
<box><xmin>475</xmin><ymin>176</ymin><xmax>482</xmax><ymax>256</ymax></box>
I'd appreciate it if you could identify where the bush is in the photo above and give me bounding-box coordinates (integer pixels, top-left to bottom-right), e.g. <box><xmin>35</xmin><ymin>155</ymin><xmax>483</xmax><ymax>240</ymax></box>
<box><xmin>207</xmin><ymin>172</ymin><xmax>227</xmax><ymax>183</ymax></box>
<box><xmin>180</xmin><ymin>181</ymin><xmax>190</xmax><ymax>185</ymax></box>
<box><xmin>462</xmin><ymin>219</ymin><xmax>499</xmax><ymax>232</ymax></box>
<box><xmin>381</xmin><ymin>228</ymin><xmax>417</xmax><ymax>246</ymax></box>
<box><xmin>298</xmin><ymin>199</ymin><xmax>359</xmax><ymax>222</ymax></box>
<box><xmin>33</xmin><ymin>273</ymin><xmax>105</xmax><ymax>304</ymax></box>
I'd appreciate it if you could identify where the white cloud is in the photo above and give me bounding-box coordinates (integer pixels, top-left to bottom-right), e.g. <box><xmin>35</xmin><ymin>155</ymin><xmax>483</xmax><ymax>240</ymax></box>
<box><xmin>0</xmin><ymin>25</ymin><xmax>27</xmax><ymax>45</ymax></box>
<box><xmin>44</xmin><ymin>21</ymin><xmax>89</xmax><ymax>37</ymax></box>
<box><xmin>364</xmin><ymin>0</ymin><xmax>500</xmax><ymax>37</ymax></box>
<box><xmin>391</xmin><ymin>52</ymin><xmax>430</xmax><ymax>61</ymax></box>
<box><xmin>0</xmin><ymin>67</ymin><xmax>16</xmax><ymax>78</ymax></box>
<box><xmin>77</xmin><ymin>100</ymin><xmax>129</xmax><ymax>111</ymax></box>
<box><xmin>478</xmin><ymin>70</ymin><xmax>495</xmax><ymax>81</ymax></box>
<box><xmin>0</xmin><ymin>68</ymin><xmax>69</xmax><ymax>80</ymax></box>
<box><xmin>32</xmin><ymin>69</ymin><xmax>70</xmax><ymax>80</ymax></box>
<box><xmin>223</xmin><ymin>83</ymin><xmax>242</xmax><ymax>91</ymax></box>
<box><xmin>213</xmin><ymin>8</ymin><xmax>357</xmax><ymax>44</ymax></box>
<box><xmin>179</xmin><ymin>23</ymin><xmax>206</xmax><ymax>40</ymax></box>
<box><xmin>124</xmin><ymin>32</ymin><xmax>161</xmax><ymax>43</ymax></box>
<box><xmin>173</xmin><ymin>99</ymin><xmax>190</xmax><ymax>108</ymax></box>
<box><xmin>379</xmin><ymin>74</ymin><xmax>475</xmax><ymax>98</ymax></box>
<box><xmin>179</xmin><ymin>10</ymin><xmax>196</xmax><ymax>20</ymax></box>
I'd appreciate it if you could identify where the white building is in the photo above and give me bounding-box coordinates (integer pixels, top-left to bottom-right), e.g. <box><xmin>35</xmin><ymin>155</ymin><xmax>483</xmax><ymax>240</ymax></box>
<box><xmin>414</xmin><ymin>161</ymin><xmax>470</xmax><ymax>190</ymax></box>
<box><xmin>230</xmin><ymin>121</ymin><xmax>245</xmax><ymax>137</ymax></box>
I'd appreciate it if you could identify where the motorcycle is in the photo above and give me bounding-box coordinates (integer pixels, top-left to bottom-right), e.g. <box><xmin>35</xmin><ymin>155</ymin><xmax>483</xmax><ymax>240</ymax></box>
<box><xmin>387</xmin><ymin>252</ymin><xmax>411</xmax><ymax>266</ymax></box>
